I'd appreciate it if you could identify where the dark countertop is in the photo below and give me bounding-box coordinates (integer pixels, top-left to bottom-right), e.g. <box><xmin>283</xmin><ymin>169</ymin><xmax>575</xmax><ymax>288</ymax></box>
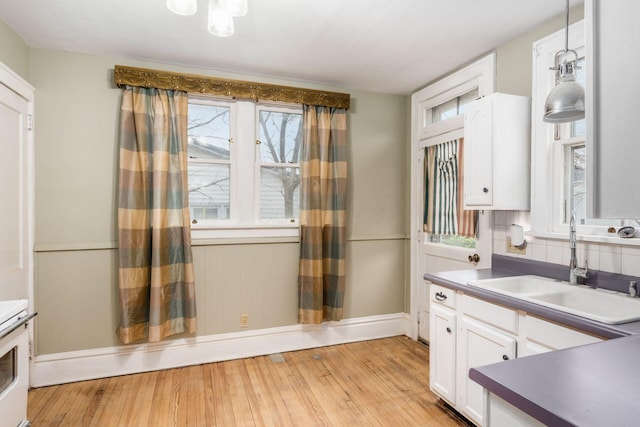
<box><xmin>425</xmin><ymin>255</ymin><xmax>640</xmax><ymax>427</ymax></box>
<box><xmin>469</xmin><ymin>335</ymin><xmax>640</xmax><ymax>427</ymax></box>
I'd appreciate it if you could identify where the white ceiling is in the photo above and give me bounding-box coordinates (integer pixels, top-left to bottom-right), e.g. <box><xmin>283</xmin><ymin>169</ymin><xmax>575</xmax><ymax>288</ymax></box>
<box><xmin>0</xmin><ymin>0</ymin><xmax>583</xmax><ymax>94</ymax></box>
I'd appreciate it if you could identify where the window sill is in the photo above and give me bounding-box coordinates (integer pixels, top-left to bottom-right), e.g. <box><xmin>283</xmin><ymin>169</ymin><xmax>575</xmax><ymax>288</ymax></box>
<box><xmin>191</xmin><ymin>224</ymin><xmax>299</xmax><ymax>245</ymax></box>
<box><xmin>528</xmin><ymin>230</ymin><xmax>640</xmax><ymax>247</ymax></box>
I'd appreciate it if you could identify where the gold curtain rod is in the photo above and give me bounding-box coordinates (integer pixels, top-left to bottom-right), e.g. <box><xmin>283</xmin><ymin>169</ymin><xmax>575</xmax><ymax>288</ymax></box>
<box><xmin>113</xmin><ymin>65</ymin><xmax>350</xmax><ymax>110</ymax></box>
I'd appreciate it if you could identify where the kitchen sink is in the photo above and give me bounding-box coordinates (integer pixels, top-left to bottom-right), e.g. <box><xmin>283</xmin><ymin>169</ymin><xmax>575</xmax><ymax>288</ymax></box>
<box><xmin>467</xmin><ymin>275</ymin><xmax>640</xmax><ymax>324</ymax></box>
<box><xmin>467</xmin><ymin>275</ymin><xmax>564</xmax><ymax>296</ymax></box>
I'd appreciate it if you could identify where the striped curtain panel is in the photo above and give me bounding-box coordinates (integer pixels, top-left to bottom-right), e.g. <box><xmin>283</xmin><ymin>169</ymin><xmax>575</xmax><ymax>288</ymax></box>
<box><xmin>298</xmin><ymin>105</ymin><xmax>348</xmax><ymax>324</ymax></box>
<box><xmin>424</xmin><ymin>138</ymin><xmax>476</xmax><ymax>237</ymax></box>
<box><xmin>118</xmin><ymin>86</ymin><xmax>197</xmax><ymax>344</ymax></box>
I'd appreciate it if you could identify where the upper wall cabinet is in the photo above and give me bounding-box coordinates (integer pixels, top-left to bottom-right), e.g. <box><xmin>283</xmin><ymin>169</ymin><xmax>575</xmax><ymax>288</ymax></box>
<box><xmin>586</xmin><ymin>0</ymin><xmax>640</xmax><ymax>218</ymax></box>
<box><xmin>463</xmin><ymin>93</ymin><xmax>531</xmax><ymax>210</ymax></box>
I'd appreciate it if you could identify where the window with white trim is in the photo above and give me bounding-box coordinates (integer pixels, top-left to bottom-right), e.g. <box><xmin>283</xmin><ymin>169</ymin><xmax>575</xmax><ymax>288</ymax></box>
<box><xmin>532</xmin><ymin>21</ymin><xmax>638</xmax><ymax>238</ymax></box>
<box><xmin>187</xmin><ymin>97</ymin><xmax>302</xmax><ymax>238</ymax></box>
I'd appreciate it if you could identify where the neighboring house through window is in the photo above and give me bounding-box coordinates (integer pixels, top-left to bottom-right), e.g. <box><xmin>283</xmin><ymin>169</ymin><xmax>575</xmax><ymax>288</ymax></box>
<box><xmin>187</xmin><ymin>97</ymin><xmax>302</xmax><ymax>239</ymax></box>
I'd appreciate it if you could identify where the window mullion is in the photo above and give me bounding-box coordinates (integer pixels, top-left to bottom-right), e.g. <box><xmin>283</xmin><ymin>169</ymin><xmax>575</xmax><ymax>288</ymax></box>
<box><xmin>236</xmin><ymin>101</ymin><xmax>256</xmax><ymax>225</ymax></box>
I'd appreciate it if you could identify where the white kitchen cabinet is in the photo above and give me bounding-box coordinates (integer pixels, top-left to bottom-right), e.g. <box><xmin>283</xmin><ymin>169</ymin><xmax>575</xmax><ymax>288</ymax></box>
<box><xmin>485</xmin><ymin>393</ymin><xmax>545</xmax><ymax>427</ymax></box>
<box><xmin>429</xmin><ymin>284</ymin><xmax>457</xmax><ymax>405</ymax></box>
<box><xmin>586</xmin><ymin>0</ymin><xmax>640</xmax><ymax>218</ymax></box>
<box><xmin>463</xmin><ymin>93</ymin><xmax>530</xmax><ymax>210</ymax></box>
<box><xmin>429</xmin><ymin>286</ymin><xmax>516</xmax><ymax>426</ymax></box>
<box><xmin>429</xmin><ymin>282</ymin><xmax>606</xmax><ymax>427</ymax></box>
<box><xmin>521</xmin><ymin>315</ymin><xmax>603</xmax><ymax>357</ymax></box>
<box><xmin>429</xmin><ymin>303</ymin><xmax>457</xmax><ymax>405</ymax></box>
<box><xmin>457</xmin><ymin>293</ymin><xmax>518</xmax><ymax>426</ymax></box>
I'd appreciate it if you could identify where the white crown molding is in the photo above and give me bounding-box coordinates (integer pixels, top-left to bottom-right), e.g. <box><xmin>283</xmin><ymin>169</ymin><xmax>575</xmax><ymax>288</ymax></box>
<box><xmin>32</xmin><ymin>313</ymin><xmax>411</xmax><ymax>387</ymax></box>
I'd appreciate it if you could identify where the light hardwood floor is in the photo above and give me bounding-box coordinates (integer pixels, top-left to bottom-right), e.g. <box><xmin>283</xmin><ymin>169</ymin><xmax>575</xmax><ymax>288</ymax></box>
<box><xmin>28</xmin><ymin>336</ymin><xmax>468</xmax><ymax>426</ymax></box>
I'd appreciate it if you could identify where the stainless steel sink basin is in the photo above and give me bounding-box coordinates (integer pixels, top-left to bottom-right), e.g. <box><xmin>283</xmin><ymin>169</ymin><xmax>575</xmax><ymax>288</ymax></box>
<box><xmin>467</xmin><ymin>275</ymin><xmax>640</xmax><ymax>324</ymax></box>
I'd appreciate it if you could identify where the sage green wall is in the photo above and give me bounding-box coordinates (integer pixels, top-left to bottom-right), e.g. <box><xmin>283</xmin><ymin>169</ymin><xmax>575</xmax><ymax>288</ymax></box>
<box><xmin>496</xmin><ymin>5</ymin><xmax>584</xmax><ymax>97</ymax></box>
<box><xmin>31</xmin><ymin>49</ymin><xmax>408</xmax><ymax>355</ymax></box>
<box><xmin>0</xmin><ymin>18</ymin><xmax>30</xmax><ymax>80</ymax></box>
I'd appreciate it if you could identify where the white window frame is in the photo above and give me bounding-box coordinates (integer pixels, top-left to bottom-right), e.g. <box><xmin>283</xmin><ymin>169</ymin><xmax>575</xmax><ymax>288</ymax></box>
<box><xmin>187</xmin><ymin>96</ymin><xmax>237</xmax><ymax>225</ymax></box>
<box><xmin>531</xmin><ymin>21</ymin><xmax>584</xmax><ymax>238</ymax></box>
<box><xmin>254</xmin><ymin>103</ymin><xmax>302</xmax><ymax>225</ymax></box>
<box><xmin>188</xmin><ymin>96</ymin><xmax>301</xmax><ymax>240</ymax></box>
<box><xmin>530</xmin><ymin>20</ymin><xmax>640</xmax><ymax>245</ymax></box>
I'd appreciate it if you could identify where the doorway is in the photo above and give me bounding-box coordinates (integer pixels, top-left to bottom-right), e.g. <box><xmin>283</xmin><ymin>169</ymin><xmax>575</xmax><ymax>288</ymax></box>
<box><xmin>409</xmin><ymin>54</ymin><xmax>496</xmax><ymax>342</ymax></box>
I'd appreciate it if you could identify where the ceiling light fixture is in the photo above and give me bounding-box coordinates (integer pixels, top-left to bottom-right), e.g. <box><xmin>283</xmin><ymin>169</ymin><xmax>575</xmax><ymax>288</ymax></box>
<box><xmin>166</xmin><ymin>0</ymin><xmax>197</xmax><ymax>16</ymax></box>
<box><xmin>167</xmin><ymin>0</ymin><xmax>247</xmax><ymax>37</ymax></box>
<box><xmin>543</xmin><ymin>0</ymin><xmax>585</xmax><ymax>123</ymax></box>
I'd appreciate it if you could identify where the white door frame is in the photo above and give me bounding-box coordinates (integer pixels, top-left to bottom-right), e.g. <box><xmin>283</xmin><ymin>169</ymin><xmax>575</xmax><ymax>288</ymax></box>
<box><xmin>0</xmin><ymin>60</ymin><xmax>35</xmax><ymax>381</ymax></box>
<box><xmin>409</xmin><ymin>54</ymin><xmax>496</xmax><ymax>341</ymax></box>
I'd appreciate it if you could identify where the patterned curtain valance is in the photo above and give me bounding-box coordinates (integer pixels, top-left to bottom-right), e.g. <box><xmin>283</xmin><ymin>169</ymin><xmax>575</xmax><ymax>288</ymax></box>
<box><xmin>113</xmin><ymin>65</ymin><xmax>351</xmax><ymax>110</ymax></box>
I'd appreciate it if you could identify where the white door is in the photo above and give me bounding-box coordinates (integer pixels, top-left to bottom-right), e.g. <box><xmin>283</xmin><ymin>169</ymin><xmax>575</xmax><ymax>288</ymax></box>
<box><xmin>0</xmin><ymin>66</ymin><xmax>33</xmax><ymax>302</ymax></box>
<box><xmin>410</xmin><ymin>55</ymin><xmax>496</xmax><ymax>343</ymax></box>
<box><xmin>415</xmin><ymin>123</ymin><xmax>492</xmax><ymax>342</ymax></box>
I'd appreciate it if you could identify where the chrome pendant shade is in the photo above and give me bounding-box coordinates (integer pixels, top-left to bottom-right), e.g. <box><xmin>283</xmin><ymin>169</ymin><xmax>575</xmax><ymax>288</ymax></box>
<box><xmin>543</xmin><ymin>0</ymin><xmax>585</xmax><ymax>123</ymax></box>
<box><xmin>543</xmin><ymin>52</ymin><xmax>585</xmax><ymax>123</ymax></box>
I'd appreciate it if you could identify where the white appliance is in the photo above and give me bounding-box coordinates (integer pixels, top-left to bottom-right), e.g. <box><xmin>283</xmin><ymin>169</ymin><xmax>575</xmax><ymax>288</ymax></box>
<box><xmin>0</xmin><ymin>300</ymin><xmax>34</xmax><ymax>427</ymax></box>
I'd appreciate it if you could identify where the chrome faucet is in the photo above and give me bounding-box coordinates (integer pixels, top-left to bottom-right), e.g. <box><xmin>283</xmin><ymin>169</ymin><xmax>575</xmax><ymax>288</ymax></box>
<box><xmin>569</xmin><ymin>212</ymin><xmax>589</xmax><ymax>284</ymax></box>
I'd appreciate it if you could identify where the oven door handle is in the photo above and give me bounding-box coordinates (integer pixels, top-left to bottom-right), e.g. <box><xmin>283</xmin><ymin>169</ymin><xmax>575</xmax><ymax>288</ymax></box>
<box><xmin>0</xmin><ymin>312</ymin><xmax>37</xmax><ymax>340</ymax></box>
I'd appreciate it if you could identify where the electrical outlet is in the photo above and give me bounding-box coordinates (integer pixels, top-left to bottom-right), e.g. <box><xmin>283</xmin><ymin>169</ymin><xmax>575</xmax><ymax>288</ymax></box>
<box><xmin>240</xmin><ymin>314</ymin><xmax>249</xmax><ymax>328</ymax></box>
<box><xmin>506</xmin><ymin>237</ymin><xmax>527</xmax><ymax>255</ymax></box>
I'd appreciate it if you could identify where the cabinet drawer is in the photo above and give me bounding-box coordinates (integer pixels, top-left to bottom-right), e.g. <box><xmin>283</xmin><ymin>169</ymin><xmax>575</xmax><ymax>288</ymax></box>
<box><xmin>460</xmin><ymin>295</ymin><xmax>518</xmax><ymax>334</ymax></box>
<box><xmin>430</xmin><ymin>284</ymin><xmax>456</xmax><ymax>309</ymax></box>
<box><xmin>525</xmin><ymin>315</ymin><xmax>603</xmax><ymax>350</ymax></box>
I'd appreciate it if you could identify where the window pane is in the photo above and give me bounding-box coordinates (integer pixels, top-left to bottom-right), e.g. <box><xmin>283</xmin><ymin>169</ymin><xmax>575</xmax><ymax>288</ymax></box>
<box><xmin>188</xmin><ymin>163</ymin><xmax>230</xmax><ymax>220</ymax></box>
<box><xmin>457</xmin><ymin>88</ymin><xmax>479</xmax><ymax>115</ymax></box>
<box><xmin>258</xmin><ymin>111</ymin><xmax>302</xmax><ymax>164</ymax></box>
<box><xmin>431</xmin><ymin>99</ymin><xmax>457</xmax><ymax>123</ymax></box>
<box><xmin>566</xmin><ymin>145</ymin><xmax>618</xmax><ymax>227</ymax></box>
<box><xmin>188</xmin><ymin>104</ymin><xmax>231</xmax><ymax>161</ymax></box>
<box><xmin>260</xmin><ymin>166</ymin><xmax>299</xmax><ymax>219</ymax></box>
<box><xmin>426</xmin><ymin>233</ymin><xmax>476</xmax><ymax>249</ymax></box>
<box><xmin>430</xmin><ymin>88</ymin><xmax>479</xmax><ymax>123</ymax></box>
<box><xmin>566</xmin><ymin>144</ymin><xmax>586</xmax><ymax>223</ymax></box>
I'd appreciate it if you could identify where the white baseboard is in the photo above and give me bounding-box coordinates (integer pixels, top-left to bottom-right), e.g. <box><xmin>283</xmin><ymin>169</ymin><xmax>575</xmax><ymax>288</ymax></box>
<box><xmin>32</xmin><ymin>313</ymin><xmax>411</xmax><ymax>387</ymax></box>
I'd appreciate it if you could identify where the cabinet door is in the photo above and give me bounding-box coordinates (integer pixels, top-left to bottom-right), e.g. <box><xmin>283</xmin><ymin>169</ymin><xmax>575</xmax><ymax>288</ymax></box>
<box><xmin>429</xmin><ymin>304</ymin><xmax>457</xmax><ymax>405</ymax></box>
<box><xmin>458</xmin><ymin>316</ymin><xmax>517</xmax><ymax>426</ymax></box>
<box><xmin>463</xmin><ymin>97</ymin><xmax>493</xmax><ymax>207</ymax></box>
<box><xmin>587</xmin><ymin>0</ymin><xmax>640</xmax><ymax>218</ymax></box>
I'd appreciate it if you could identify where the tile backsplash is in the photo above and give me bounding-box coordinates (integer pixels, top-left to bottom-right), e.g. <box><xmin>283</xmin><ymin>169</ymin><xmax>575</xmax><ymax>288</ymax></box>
<box><xmin>493</xmin><ymin>211</ymin><xmax>640</xmax><ymax>276</ymax></box>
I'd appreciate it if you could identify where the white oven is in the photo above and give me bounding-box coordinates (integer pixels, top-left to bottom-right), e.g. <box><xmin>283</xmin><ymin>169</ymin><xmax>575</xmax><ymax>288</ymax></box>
<box><xmin>0</xmin><ymin>300</ymin><xmax>35</xmax><ymax>427</ymax></box>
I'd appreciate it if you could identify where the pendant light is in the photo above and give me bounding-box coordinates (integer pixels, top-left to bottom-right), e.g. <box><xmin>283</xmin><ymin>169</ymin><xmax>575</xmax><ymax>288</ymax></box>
<box><xmin>208</xmin><ymin>0</ymin><xmax>234</xmax><ymax>37</ymax></box>
<box><xmin>166</xmin><ymin>0</ymin><xmax>197</xmax><ymax>16</ymax></box>
<box><xmin>222</xmin><ymin>0</ymin><xmax>248</xmax><ymax>17</ymax></box>
<box><xmin>543</xmin><ymin>0</ymin><xmax>585</xmax><ymax>123</ymax></box>
<box><xmin>167</xmin><ymin>0</ymin><xmax>248</xmax><ymax>37</ymax></box>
